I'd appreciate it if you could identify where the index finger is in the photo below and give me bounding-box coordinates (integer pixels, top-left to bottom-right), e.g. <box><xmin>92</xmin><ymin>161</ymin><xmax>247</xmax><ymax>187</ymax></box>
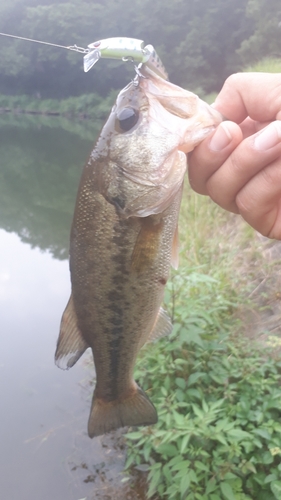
<box><xmin>213</xmin><ymin>73</ymin><xmax>281</xmax><ymax>124</ymax></box>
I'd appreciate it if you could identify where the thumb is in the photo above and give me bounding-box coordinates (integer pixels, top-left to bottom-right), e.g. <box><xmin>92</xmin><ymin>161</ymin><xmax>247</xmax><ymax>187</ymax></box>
<box><xmin>188</xmin><ymin>121</ymin><xmax>243</xmax><ymax>195</ymax></box>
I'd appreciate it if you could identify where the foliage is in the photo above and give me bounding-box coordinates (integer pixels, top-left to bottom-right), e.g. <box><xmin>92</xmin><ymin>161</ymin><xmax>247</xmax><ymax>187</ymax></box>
<box><xmin>170</xmin><ymin>0</ymin><xmax>252</xmax><ymax>91</ymax></box>
<box><xmin>0</xmin><ymin>0</ymin><xmax>280</xmax><ymax>98</ymax></box>
<box><xmin>125</xmin><ymin>270</ymin><xmax>281</xmax><ymax>500</ymax></box>
<box><xmin>0</xmin><ymin>90</ymin><xmax>116</xmax><ymax>119</ymax></box>
<box><xmin>0</xmin><ymin>0</ymin><xmax>252</xmax><ymax>97</ymax></box>
<box><xmin>237</xmin><ymin>0</ymin><xmax>281</xmax><ymax>65</ymax></box>
<box><xmin>243</xmin><ymin>57</ymin><xmax>281</xmax><ymax>74</ymax></box>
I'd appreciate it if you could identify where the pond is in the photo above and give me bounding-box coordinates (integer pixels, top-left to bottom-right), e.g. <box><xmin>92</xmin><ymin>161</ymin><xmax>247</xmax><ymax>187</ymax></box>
<box><xmin>0</xmin><ymin>114</ymin><xmax>145</xmax><ymax>500</ymax></box>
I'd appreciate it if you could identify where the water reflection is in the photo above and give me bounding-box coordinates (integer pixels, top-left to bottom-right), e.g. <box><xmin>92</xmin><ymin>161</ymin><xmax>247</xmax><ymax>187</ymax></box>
<box><xmin>0</xmin><ymin>117</ymin><xmax>144</xmax><ymax>500</ymax></box>
<box><xmin>0</xmin><ymin>114</ymin><xmax>99</xmax><ymax>258</ymax></box>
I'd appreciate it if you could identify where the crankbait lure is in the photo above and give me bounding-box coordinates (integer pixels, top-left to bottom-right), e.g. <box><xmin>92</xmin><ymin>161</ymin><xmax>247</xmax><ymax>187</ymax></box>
<box><xmin>0</xmin><ymin>33</ymin><xmax>168</xmax><ymax>79</ymax></box>
<box><xmin>83</xmin><ymin>37</ymin><xmax>168</xmax><ymax>79</ymax></box>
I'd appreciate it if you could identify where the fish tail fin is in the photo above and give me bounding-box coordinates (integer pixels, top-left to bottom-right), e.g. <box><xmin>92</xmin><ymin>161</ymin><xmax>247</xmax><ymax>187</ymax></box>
<box><xmin>88</xmin><ymin>385</ymin><xmax>158</xmax><ymax>438</ymax></box>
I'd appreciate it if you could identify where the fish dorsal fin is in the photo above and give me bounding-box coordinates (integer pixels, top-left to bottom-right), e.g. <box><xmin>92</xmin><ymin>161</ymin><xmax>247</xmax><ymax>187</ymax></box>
<box><xmin>171</xmin><ymin>224</ymin><xmax>179</xmax><ymax>270</ymax></box>
<box><xmin>148</xmin><ymin>307</ymin><xmax>173</xmax><ymax>342</ymax></box>
<box><xmin>55</xmin><ymin>295</ymin><xmax>89</xmax><ymax>370</ymax></box>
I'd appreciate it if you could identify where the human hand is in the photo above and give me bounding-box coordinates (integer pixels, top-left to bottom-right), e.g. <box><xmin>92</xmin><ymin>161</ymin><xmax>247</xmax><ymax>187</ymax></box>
<box><xmin>188</xmin><ymin>73</ymin><xmax>281</xmax><ymax>239</ymax></box>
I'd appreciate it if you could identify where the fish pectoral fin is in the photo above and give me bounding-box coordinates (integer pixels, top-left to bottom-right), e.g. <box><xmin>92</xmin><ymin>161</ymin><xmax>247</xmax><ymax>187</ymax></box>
<box><xmin>55</xmin><ymin>295</ymin><xmax>89</xmax><ymax>370</ymax></box>
<box><xmin>88</xmin><ymin>385</ymin><xmax>157</xmax><ymax>438</ymax></box>
<box><xmin>171</xmin><ymin>223</ymin><xmax>179</xmax><ymax>270</ymax></box>
<box><xmin>131</xmin><ymin>217</ymin><xmax>163</xmax><ymax>273</ymax></box>
<box><xmin>148</xmin><ymin>307</ymin><xmax>173</xmax><ymax>342</ymax></box>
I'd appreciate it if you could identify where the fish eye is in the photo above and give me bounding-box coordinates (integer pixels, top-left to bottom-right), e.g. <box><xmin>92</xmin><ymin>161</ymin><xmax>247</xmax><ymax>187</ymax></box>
<box><xmin>116</xmin><ymin>108</ymin><xmax>139</xmax><ymax>132</ymax></box>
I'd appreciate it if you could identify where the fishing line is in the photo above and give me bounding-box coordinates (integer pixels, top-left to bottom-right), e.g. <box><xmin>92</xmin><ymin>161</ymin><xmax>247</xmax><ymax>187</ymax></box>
<box><xmin>0</xmin><ymin>32</ymin><xmax>89</xmax><ymax>54</ymax></box>
<box><xmin>0</xmin><ymin>33</ymin><xmax>168</xmax><ymax>78</ymax></box>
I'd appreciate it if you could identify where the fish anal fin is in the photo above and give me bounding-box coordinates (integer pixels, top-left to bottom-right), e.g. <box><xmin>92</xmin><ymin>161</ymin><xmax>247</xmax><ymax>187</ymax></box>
<box><xmin>88</xmin><ymin>385</ymin><xmax>157</xmax><ymax>438</ymax></box>
<box><xmin>148</xmin><ymin>307</ymin><xmax>173</xmax><ymax>343</ymax></box>
<box><xmin>131</xmin><ymin>217</ymin><xmax>163</xmax><ymax>273</ymax></box>
<box><xmin>171</xmin><ymin>224</ymin><xmax>179</xmax><ymax>270</ymax></box>
<box><xmin>55</xmin><ymin>295</ymin><xmax>89</xmax><ymax>370</ymax></box>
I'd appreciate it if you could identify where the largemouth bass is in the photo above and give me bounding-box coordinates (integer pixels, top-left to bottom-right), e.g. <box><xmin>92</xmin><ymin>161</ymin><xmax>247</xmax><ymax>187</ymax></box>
<box><xmin>55</xmin><ymin>68</ymin><xmax>222</xmax><ymax>438</ymax></box>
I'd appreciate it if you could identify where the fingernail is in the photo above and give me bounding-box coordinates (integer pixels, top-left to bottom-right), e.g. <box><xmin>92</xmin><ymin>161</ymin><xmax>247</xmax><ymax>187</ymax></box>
<box><xmin>209</xmin><ymin>123</ymin><xmax>232</xmax><ymax>151</ymax></box>
<box><xmin>254</xmin><ymin>121</ymin><xmax>281</xmax><ymax>150</ymax></box>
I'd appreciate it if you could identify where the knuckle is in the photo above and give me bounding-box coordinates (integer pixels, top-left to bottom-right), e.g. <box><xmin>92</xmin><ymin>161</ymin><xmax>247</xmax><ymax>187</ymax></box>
<box><xmin>206</xmin><ymin>176</ymin><xmax>229</xmax><ymax>208</ymax></box>
<box><xmin>206</xmin><ymin>179</ymin><xmax>220</xmax><ymax>205</ymax></box>
<box><xmin>267</xmin><ymin>78</ymin><xmax>281</xmax><ymax>117</ymax></box>
<box><xmin>222</xmin><ymin>73</ymin><xmax>243</xmax><ymax>91</ymax></box>
<box><xmin>236</xmin><ymin>164</ymin><xmax>281</xmax><ymax>218</ymax></box>
<box><xmin>227</xmin><ymin>148</ymin><xmax>244</xmax><ymax>175</ymax></box>
<box><xmin>235</xmin><ymin>192</ymin><xmax>253</xmax><ymax>217</ymax></box>
<box><xmin>188</xmin><ymin>170</ymin><xmax>208</xmax><ymax>195</ymax></box>
<box><xmin>260</xmin><ymin>164</ymin><xmax>281</xmax><ymax>191</ymax></box>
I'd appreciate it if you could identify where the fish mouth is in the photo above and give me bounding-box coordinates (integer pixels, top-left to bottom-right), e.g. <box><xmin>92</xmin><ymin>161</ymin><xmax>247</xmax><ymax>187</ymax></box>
<box><xmin>102</xmin><ymin>70</ymin><xmax>222</xmax><ymax>219</ymax></box>
<box><xmin>138</xmin><ymin>68</ymin><xmax>223</xmax><ymax>152</ymax></box>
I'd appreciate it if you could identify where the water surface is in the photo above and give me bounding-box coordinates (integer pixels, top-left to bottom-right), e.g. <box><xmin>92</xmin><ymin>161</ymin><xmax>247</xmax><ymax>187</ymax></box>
<box><xmin>0</xmin><ymin>115</ymin><xmax>141</xmax><ymax>500</ymax></box>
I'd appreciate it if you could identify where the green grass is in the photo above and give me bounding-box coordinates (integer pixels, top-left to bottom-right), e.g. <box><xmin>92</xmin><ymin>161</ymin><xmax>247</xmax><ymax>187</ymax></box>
<box><xmin>244</xmin><ymin>57</ymin><xmax>281</xmax><ymax>73</ymax></box>
<box><xmin>178</xmin><ymin>185</ymin><xmax>259</xmax><ymax>295</ymax></box>
<box><xmin>7</xmin><ymin>54</ymin><xmax>279</xmax><ymax>498</ymax></box>
<box><xmin>124</xmin><ymin>185</ymin><xmax>281</xmax><ymax>500</ymax></box>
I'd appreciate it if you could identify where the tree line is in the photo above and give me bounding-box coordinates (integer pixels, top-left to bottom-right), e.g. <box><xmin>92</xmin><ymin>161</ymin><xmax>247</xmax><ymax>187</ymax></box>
<box><xmin>0</xmin><ymin>0</ymin><xmax>279</xmax><ymax>99</ymax></box>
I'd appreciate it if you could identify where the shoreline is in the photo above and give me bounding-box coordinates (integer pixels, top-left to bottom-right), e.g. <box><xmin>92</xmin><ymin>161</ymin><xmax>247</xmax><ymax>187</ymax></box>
<box><xmin>0</xmin><ymin>107</ymin><xmax>91</xmax><ymax>118</ymax></box>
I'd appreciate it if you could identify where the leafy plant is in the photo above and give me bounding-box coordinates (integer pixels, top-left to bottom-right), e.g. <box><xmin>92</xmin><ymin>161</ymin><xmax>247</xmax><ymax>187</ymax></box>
<box><xmin>125</xmin><ymin>270</ymin><xmax>281</xmax><ymax>500</ymax></box>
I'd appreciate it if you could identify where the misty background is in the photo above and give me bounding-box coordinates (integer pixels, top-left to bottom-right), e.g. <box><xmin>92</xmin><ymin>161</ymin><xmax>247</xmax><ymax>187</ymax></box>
<box><xmin>0</xmin><ymin>0</ymin><xmax>279</xmax><ymax>100</ymax></box>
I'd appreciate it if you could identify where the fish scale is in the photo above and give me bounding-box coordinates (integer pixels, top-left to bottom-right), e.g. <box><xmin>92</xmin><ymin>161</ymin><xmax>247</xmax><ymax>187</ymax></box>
<box><xmin>55</xmin><ymin>68</ymin><xmax>222</xmax><ymax>437</ymax></box>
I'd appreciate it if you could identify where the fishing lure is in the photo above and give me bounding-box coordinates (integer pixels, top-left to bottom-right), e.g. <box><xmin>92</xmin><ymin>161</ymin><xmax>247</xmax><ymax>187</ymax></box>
<box><xmin>0</xmin><ymin>33</ymin><xmax>168</xmax><ymax>80</ymax></box>
<box><xmin>84</xmin><ymin>37</ymin><xmax>168</xmax><ymax>79</ymax></box>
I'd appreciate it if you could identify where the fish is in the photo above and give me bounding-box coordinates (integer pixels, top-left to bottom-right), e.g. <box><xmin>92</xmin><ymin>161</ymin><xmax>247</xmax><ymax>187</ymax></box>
<box><xmin>55</xmin><ymin>67</ymin><xmax>222</xmax><ymax>438</ymax></box>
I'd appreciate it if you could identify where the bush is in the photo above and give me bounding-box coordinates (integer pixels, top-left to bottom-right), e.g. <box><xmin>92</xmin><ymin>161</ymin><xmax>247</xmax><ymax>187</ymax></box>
<box><xmin>244</xmin><ymin>57</ymin><xmax>281</xmax><ymax>74</ymax></box>
<box><xmin>125</xmin><ymin>269</ymin><xmax>281</xmax><ymax>500</ymax></box>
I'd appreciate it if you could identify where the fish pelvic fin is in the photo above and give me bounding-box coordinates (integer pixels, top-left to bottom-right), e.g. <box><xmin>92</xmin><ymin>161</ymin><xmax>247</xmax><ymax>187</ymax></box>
<box><xmin>149</xmin><ymin>307</ymin><xmax>173</xmax><ymax>342</ymax></box>
<box><xmin>55</xmin><ymin>295</ymin><xmax>89</xmax><ymax>370</ymax></box>
<box><xmin>88</xmin><ymin>385</ymin><xmax>158</xmax><ymax>438</ymax></box>
<box><xmin>139</xmin><ymin>307</ymin><xmax>173</xmax><ymax>349</ymax></box>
